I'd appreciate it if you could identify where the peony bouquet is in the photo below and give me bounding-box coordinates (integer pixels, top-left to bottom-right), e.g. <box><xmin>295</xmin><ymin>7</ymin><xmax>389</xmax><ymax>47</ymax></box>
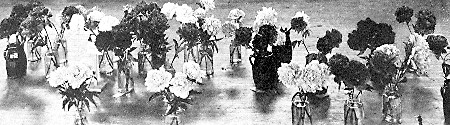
<box><xmin>47</xmin><ymin>63</ymin><xmax>100</xmax><ymax>111</ymax></box>
<box><xmin>278</xmin><ymin>60</ymin><xmax>330</xmax><ymax>93</ymax></box>
<box><xmin>201</xmin><ymin>16</ymin><xmax>221</xmax><ymax>36</ymax></box>
<box><xmin>316</xmin><ymin>29</ymin><xmax>342</xmax><ymax>54</ymax></box>
<box><xmin>347</xmin><ymin>18</ymin><xmax>396</xmax><ymax>55</ymax></box>
<box><xmin>146</xmin><ymin>62</ymin><xmax>205</xmax><ymax>116</ymax></box>
<box><xmin>161</xmin><ymin>2</ymin><xmax>179</xmax><ymax>20</ymax></box>
<box><xmin>253</xmin><ymin>7</ymin><xmax>277</xmax><ymax>32</ymax></box>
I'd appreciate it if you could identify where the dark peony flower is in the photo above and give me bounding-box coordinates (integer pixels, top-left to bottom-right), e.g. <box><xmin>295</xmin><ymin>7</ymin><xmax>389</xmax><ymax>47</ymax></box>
<box><xmin>177</xmin><ymin>23</ymin><xmax>201</xmax><ymax>47</ymax></box>
<box><xmin>10</xmin><ymin>4</ymin><xmax>29</xmax><ymax>20</ymax></box>
<box><xmin>414</xmin><ymin>10</ymin><xmax>436</xmax><ymax>35</ymax></box>
<box><xmin>317</xmin><ymin>29</ymin><xmax>342</xmax><ymax>54</ymax></box>
<box><xmin>234</xmin><ymin>27</ymin><xmax>252</xmax><ymax>47</ymax></box>
<box><xmin>347</xmin><ymin>18</ymin><xmax>396</xmax><ymax>54</ymax></box>
<box><xmin>95</xmin><ymin>31</ymin><xmax>114</xmax><ymax>52</ymax></box>
<box><xmin>252</xmin><ymin>24</ymin><xmax>277</xmax><ymax>52</ymax></box>
<box><xmin>426</xmin><ymin>35</ymin><xmax>448</xmax><ymax>58</ymax></box>
<box><xmin>62</xmin><ymin>6</ymin><xmax>79</xmax><ymax>17</ymax></box>
<box><xmin>305</xmin><ymin>52</ymin><xmax>327</xmax><ymax>65</ymax></box>
<box><xmin>0</xmin><ymin>17</ymin><xmax>21</xmax><ymax>39</ymax></box>
<box><xmin>343</xmin><ymin>60</ymin><xmax>370</xmax><ymax>88</ymax></box>
<box><xmin>113</xmin><ymin>30</ymin><xmax>133</xmax><ymax>56</ymax></box>
<box><xmin>291</xmin><ymin>17</ymin><xmax>307</xmax><ymax>33</ymax></box>
<box><xmin>394</xmin><ymin>6</ymin><xmax>414</xmax><ymax>23</ymax></box>
<box><xmin>329</xmin><ymin>53</ymin><xmax>349</xmax><ymax>78</ymax></box>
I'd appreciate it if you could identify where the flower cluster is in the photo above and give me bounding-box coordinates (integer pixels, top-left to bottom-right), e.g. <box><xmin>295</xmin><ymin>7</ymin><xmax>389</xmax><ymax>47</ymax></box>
<box><xmin>198</xmin><ymin>0</ymin><xmax>215</xmax><ymax>11</ymax></box>
<box><xmin>145</xmin><ymin>67</ymin><xmax>173</xmax><ymax>92</ymax></box>
<box><xmin>347</xmin><ymin>18</ymin><xmax>396</xmax><ymax>53</ymax></box>
<box><xmin>291</xmin><ymin>11</ymin><xmax>310</xmax><ymax>33</ymax></box>
<box><xmin>426</xmin><ymin>34</ymin><xmax>448</xmax><ymax>58</ymax></box>
<box><xmin>175</xmin><ymin>4</ymin><xmax>196</xmax><ymax>24</ymax></box>
<box><xmin>201</xmin><ymin>16</ymin><xmax>221</xmax><ymax>36</ymax></box>
<box><xmin>161</xmin><ymin>2</ymin><xmax>179</xmax><ymax>19</ymax></box>
<box><xmin>328</xmin><ymin>54</ymin><xmax>349</xmax><ymax>83</ymax></box>
<box><xmin>182</xmin><ymin>61</ymin><xmax>207</xmax><ymax>83</ymax></box>
<box><xmin>369</xmin><ymin>44</ymin><xmax>400</xmax><ymax>85</ymax></box>
<box><xmin>177</xmin><ymin>23</ymin><xmax>201</xmax><ymax>45</ymax></box>
<box><xmin>278</xmin><ymin>60</ymin><xmax>330</xmax><ymax>93</ymax></box>
<box><xmin>373</xmin><ymin>44</ymin><xmax>400</xmax><ymax>61</ymax></box>
<box><xmin>316</xmin><ymin>29</ymin><xmax>342</xmax><ymax>54</ymax></box>
<box><xmin>414</xmin><ymin>10</ymin><xmax>436</xmax><ymax>36</ymax></box>
<box><xmin>234</xmin><ymin>27</ymin><xmax>252</xmax><ymax>47</ymax></box>
<box><xmin>19</xmin><ymin>4</ymin><xmax>53</xmax><ymax>37</ymax></box>
<box><xmin>253</xmin><ymin>7</ymin><xmax>277</xmax><ymax>32</ymax></box>
<box><xmin>228</xmin><ymin>9</ymin><xmax>245</xmax><ymax>21</ymax></box>
<box><xmin>410</xmin><ymin>45</ymin><xmax>432</xmax><ymax>75</ymax></box>
<box><xmin>47</xmin><ymin>64</ymin><xmax>95</xmax><ymax>89</ymax></box>
<box><xmin>394</xmin><ymin>6</ymin><xmax>414</xmax><ymax>23</ymax></box>
<box><xmin>221</xmin><ymin>21</ymin><xmax>238</xmax><ymax>38</ymax></box>
<box><xmin>98</xmin><ymin>16</ymin><xmax>120</xmax><ymax>31</ymax></box>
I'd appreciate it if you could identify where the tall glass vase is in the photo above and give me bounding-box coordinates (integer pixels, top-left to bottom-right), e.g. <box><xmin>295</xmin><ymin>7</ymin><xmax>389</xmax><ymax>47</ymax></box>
<box><xmin>199</xmin><ymin>44</ymin><xmax>214</xmax><ymax>75</ymax></box>
<box><xmin>229</xmin><ymin>42</ymin><xmax>242</xmax><ymax>64</ymax></box>
<box><xmin>382</xmin><ymin>83</ymin><xmax>402</xmax><ymax>124</ymax></box>
<box><xmin>138</xmin><ymin>51</ymin><xmax>149</xmax><ymax>76</ymax></box>
<box><xmin>117</xmin><ymin>57</ymin><xmax>134</xmax><ymax>93</ymax></box>
<box><xmin>344</xmin><ymin>97</ymin><xmax>364</xmax><ymax>125</ymax></box>
<box><xmin>291</xmin><ymin>92</ymin><xmax>312</xmax><ymax>125</ymax></box>
<box><xmin>184</xmin><ymin>45</ymin><xmax>199</xmax><ymax>62</ymax></box>
<box><xmin>165</xmin><ymin>114</ymin><xmax>180</xmax><ymax>125</ymax></box>
<box><xmin>74</xmin><ymin>106</ymin><xmax>87</xmax><ymax>125</ymax></box>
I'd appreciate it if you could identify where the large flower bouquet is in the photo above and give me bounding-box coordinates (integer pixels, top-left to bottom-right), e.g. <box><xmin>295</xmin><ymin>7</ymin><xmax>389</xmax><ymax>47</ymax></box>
<box><xmin>278</xmin><ymin>60</ymin><xmax>330</xmax><ymax>93</ymax></box>
<box><xmin>146</xmin><ymin>61</ymin><xmax>205</xmax><ymax>116</ymax></box>
<box><xmin>47</xmin><ymin>64</ymin><xmax>100</xmax><ymax>110</ymax></box>
<box><xmin>347</xmin><ymin>18</ymin><xmax>396</xmax><ymax>55</ymax></box>
<box><xmin>329</xmin><ymin>54</ymin><xmax>372</xmax><ymax>95</ymax></box>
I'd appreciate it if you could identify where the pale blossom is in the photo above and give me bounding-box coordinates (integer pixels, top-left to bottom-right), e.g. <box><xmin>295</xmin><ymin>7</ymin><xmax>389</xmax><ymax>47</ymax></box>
<box><xmin>228</xmin><ymin>9</ymin><xmax>245</xmax><ymax>21</ymax></box>
<box><xmin>47</xmin><ymin>64</ymin><xmax>95</xmax><ymax>89</ymax></box>
<box><xmin>202</xmin><ymin>16</ymin><xmax>222</xmax><ymax>36</ymax></box>
<box><xmin>194</xmin><ymin>8</ymin><xmax>207</xmax><ymax>18</ymax></box>
<box><xmin>298</xmin><ymin>60</ymin><xmax>330</xmax><ymax>93</ymax></box>
<box><xmin>182</xmin><ymin>61</ymin><xmax>206</xmax><ymax>83</ymax></box>
<box><xmin>98</xmin><ymin>16</ymin><xmax>120</xmax><ymax>31</ymax></box>
<box><xmin>293</xmin><ymin>11</ymin><xmax>310</xmax><ymax>24</ymax></box>
<box><xmin>199</xmin><ymin>0</ymin><xmax>215</xmax><ymax>11</ymax></box>
<box><xmin>161</xmin><ymin>2</ymin><xmax>179</xmax><ymax>20</ymax></box>
<box><xmin>410</xmin><ymin>45</ymin><xmax>432</xmax><ymax>74</ymax></box>
<box><xmin>68</xmin><ymin>14</ymin><xmax>85</xmax><ymax>31</ymax></box>
<box><xmin>253</xmin><ymin>7</ymin><xmax>278</xmax><ymax>32</ymax></box>
<box><xmin>145</xmin><ymin>67</ymin><xmax>173</xmax><ymax>92</ymax></box>
<box><xmin>221</xmin><ymin>21</ymin><xmax>238</xmax><ymax>38</ymax></box>
<box><xmin>274</xmin><ymin>29</ymin><xmax>286</xmax><ymax>46</ymax></box>
<box><xmin>87</xmin><ymin>10</ymin><xmax>105</xmax><ymax>22</ymax></box>
<box><xmin>374</xmin><ymin>44</ymin><xmax>400</xmax><ymax>61</ymax></box>
<box><xmin>175</xmin><ymin>4</ymin><xmax>194</xmax><ymax>23</ymax></box>
<box><xmin>169</xmin><ymin>72</ymin><xmax>192</xmax><ymax>99</ymax></box>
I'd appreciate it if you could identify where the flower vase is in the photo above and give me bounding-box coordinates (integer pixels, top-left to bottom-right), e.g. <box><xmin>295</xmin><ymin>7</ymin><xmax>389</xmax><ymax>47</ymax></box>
<box><xmin>44</xmin><ymin>51</ymin><xmax>57</xmax><ymax>76</ymax></box>
<box><xmin>250</xmin><ymin>53</ymin><xmax>278</xmax><ymax>91</ymax></box>
<box><xmin>74</xmin><ymin>107</ymin><xmax>87</xmax><ymax>125</ymax></box>
<box><xmin>441</xmin><ymin>80</ymin><xmax>450</xmax><ymax>124</ymax></box>
<box><xmin>138</xmin><ymin>51</ymin><xmax>149</xmax><ymax>76</ymax></box>
<box><xmin>184</xmin><ymin>45</ymin><xmax>199</xmax><ymax>62</ymax></box>
<box><xmin>382</xmin><ymin>83</ymin><xmax>402</xmax><ymax>124</ymax></box>
<box><xmin>165</xmin><ymin>114</ymin><xmax>180</xmax><ymax>125</ymax></box>
<box><xmin>151</xmin><ymin>53</ymin><xmax>166</xmax><ymax>70</ymax></box>
<box><xmin>98</xmin><ymin>50</ymin><xmax>113</xmax><ymax>74</ymax></box>
<box><xmin>272</xmin><ymin>40</ymin><xmax>292</xmax><ymax>63</ymax></box>
<box><xmin>199</xmin><ymin>44</ymin><xmax>214</xmax><ymax>75</ymax></box>
<box><xmin>4</xmin><ymin>42</ymin><xmax>27</xmax><ymax>78</ymax></box>
<box><xmin>344</xmin><ymin>98</ymin><xmax>364</xmax><ymax>125</ymax></box>
<box><xmin>229</xmin><ymin>42</ymin><xmax>242</xmax><ymax>64</ymax></box>
<box><xmin>291</xmin><ymin>92</ymin><xmax>312</xmax><ymax>125</ymax></box>
<box><xmin>117</xmin><ymin>58</ymin><xmax>133</xmax><ymax>93</ymax></box>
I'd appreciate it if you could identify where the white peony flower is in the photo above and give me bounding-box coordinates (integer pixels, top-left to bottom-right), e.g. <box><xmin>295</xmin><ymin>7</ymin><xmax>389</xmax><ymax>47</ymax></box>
<box><xmin>410</xmin><ymin>45</ymin><xmax>432</xmax><ymax>74</ymax></box>
<box><xmin>68</xmin><ymin>14</ymin><xmax>85</xmax><ymax>31</ymax></box>
<box><xmin>297</xmin><ymin>60</ymin><xmax>330</xmax><ymax>93</ymax></box>
<box><xmin>67</xmin><ymin>64</ymin><xmax>95</xmax><ymax>89</ymax></box>
<box><xmin>87</xmin><ymin>10</ymin><xmax>105</xmax><ymax>22</ymax></box>
<box><xmin>47</xmin><ymin>66</ymin><xmax>70</xmax><ymax>87</ymax></box>
<box><xmin>145</xmin><ymin>67</ymin><xmax>173</xmax><ymax>92</ymax></box>
<box><xmin>199</xmin><ymin>0</ymin><xmax>215</xmax><ymax>11</ymax></box>
<box><xmin>253</xmin><ymin>7</ymin><xmax>278</xmax><ymax>32</ymax></box>
<box><xmin>293</xmin><ymin>11</ymin><xmax>310</xmax><ymax>24</ymax></box>
<box><xmin>161</xmin><ymin>2</ymin><xmax>179</xmax><ymax>20</ymax></box>
<box><xmin>274</xmin><ymin>29</ymin><xmax>286</xmax><ymax>46</ymax></box>
<box><xmin>277</xmin><ymin>62</ymin><xmax>301</xmax><ymax>88</ymax></box>
<box><xmin>75</xmin><ymin>5</ymin><xmax>88</xmax><ymax>15</ymax></box>
<box><xmin>374</xmin><ymin>44</ymin><xmax>400</xmax><ymax>60</ymax></box>
<box><xmin>228</xmin><ymin>9</ymin><xmax>245</xmax><ymax>21</ymax></box>
<box><xmin>175</xmin><ymin>4</ymin><xmax>195</xmax><ymax>23</ymax></box>
<box><xmin>98</xmin><ymin>16</ymin><xmax>120</xmax><ymax>31</ymax></box>
<box><xmin>202</xmin><ymin>16</ymin><xmax>222</xmax><ymax>36</ymax></box>
<box><xmin>169</xmin><ymin>72</ymin><xmax>192</xmax><ymax>99</ymax></box>
<box><xmin>182</xmin><ymin>61</ymin><xmax>206</xmax><ymax>83</ymax></box>
<box><xmin>194</xmin><ymin>8</ymin><xmax>207</xmax><ymax>18</ymax></box>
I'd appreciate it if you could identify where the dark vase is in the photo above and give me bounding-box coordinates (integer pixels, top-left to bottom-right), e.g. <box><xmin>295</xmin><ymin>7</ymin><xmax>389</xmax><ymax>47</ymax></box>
<box><xmin>272</xmin><ymin>40</ymin><xmax>292</xmax><ymax>63</ymax></box>
<box><xmin>250</xmin><ymin>53</ymin><xmax>279</xmax><ymax>91</ymax></box>
<box><xmin>441</xmin><ymin>79</ymin><xmax>450</xmax><ymax>124</ymax></box>
<box><xmin>4</xmin><ymin>42</ymin><xmax>27</xmax><ymax>79</ymax></box>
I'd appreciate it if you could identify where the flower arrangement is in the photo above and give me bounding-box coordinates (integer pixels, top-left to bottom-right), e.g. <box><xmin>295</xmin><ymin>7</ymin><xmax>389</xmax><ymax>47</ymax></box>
<box><xmin>174</xmin><ymin>4</ymin><xmax>196</xmax><ymax>23</ymax></box>
<box><xmin>291</xmin><ymin>11</ymin><xmax>309</xmax><ymax>33</ymax></box>
<box><xmin>47</xmin><ymin>63</ymin><xmax>100</xmax><ymax>111</ymax></box>
<box><xmin>253</xmin><ymin>7</ymin><xmax>277</xmax><ymax>32</ymax></box>
<box><xmin>329</xmin><ymin>54</ymin><xmax>371</xmax><ymax>90</ymax></box>
<box><xmin>18</xmin><ymin>1</ymin><xmax>54</xmax><ymax>38</ymax></box>
<box><xmin>146</xmin><ymin>62</ymin><xmax>205</xmax><ymax>116</ymax></box>
<box><xmin>201</xmin><ymin>16</ymin><xmax>221</xmax><ymax>36</ymax></box>
<box><xmin>278</xmin><ymin>60</ymin><xmax>330</xmax><ymax>93</ymax></box>
<box><xmin>316</xmin><ymin>29</ymin><xmax>342</xmax><ymax>54</ymax></box>
<box><xmin>347</xmin><ymin>18</ymin><xmax>396</xmax><ymax>55</ymax></box>
<box><xmin>426</xmin><ymin>34</ymin><xmax>448</xmax><ymax>58</ymax></box>
<box><xmin>394</xmin><ymin>6</ymin><xmax>414</xmax><ymax>24</ymax></box>
<box><xmin>221</xmin><ymin>21</ymin><xmax>238</xmax><ymax>38</ymax></box>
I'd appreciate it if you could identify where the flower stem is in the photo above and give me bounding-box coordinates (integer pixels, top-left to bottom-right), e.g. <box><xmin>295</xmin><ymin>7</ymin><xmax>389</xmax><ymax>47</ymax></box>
<box><xmin>406</xmin><ymin>22</ymin><xmax>413</xmax><ymax>34</ymax></box>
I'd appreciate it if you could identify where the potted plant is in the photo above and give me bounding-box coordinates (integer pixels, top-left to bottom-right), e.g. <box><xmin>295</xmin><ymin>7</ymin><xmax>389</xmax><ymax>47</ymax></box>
<box><xmin>329</xmin><ymin>54</ymin><xmax>372</xmax><ymax>125</ymax></box>
<box><xmin>278</xmin><ymin>60</ymin><xmax>331</xmax><ymax>125</ymax></box>
<box><xmin>146</xmin><ymin>61</ymin><xmax>205</xmax><ymax>125</ymax></box>
<box><xmin>47</xmin><ymin>64</ymin><xmax>100</xmax><ymax>125</ymax></box>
